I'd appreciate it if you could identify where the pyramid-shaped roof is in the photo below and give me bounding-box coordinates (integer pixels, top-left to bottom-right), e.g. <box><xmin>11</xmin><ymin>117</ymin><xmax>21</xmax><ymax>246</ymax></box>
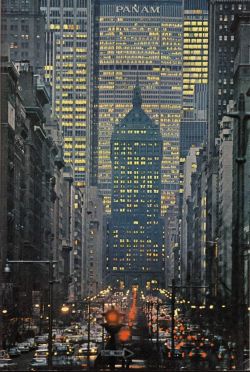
<box><xmin>118</xmin><ymin>78</ymin><xmax>156</xmax><ymax>130</ymax></box>
<box><xmin>111</xmin><ymin>80</ymin><xmax>163</xmax><ymax>146</ymax></box>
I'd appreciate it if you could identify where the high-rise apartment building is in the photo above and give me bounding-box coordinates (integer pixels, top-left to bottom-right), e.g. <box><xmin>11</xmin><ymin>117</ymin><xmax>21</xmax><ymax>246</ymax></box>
<box><xmin>108</xmin><ymin>84</ymin><xmax>164</xmax><ymax>288</ymax></box>
<box><xmin>94</xmin><ymin>0</ymin><xmax>183</xmax><ymax>213</ymax></box>
<box><xmin>40</xmin><ymin>0</ymin><xmax>92</xmax><ymax>187</ymax></box>
<box><xmin>1</xmin><ymin>0</ymin><xmax>45</xmax><ymax>73</ymax></box>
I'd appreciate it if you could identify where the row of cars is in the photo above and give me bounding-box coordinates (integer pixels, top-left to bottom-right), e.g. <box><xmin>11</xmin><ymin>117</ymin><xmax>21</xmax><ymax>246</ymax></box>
<box><xmin>29</xmin><ymin>325</ymin><xmax>102</xmax><ymax>370</ymax></box>
<box><xmin>143</xmin><ymin>292</ymin><xmax>239</xmax><ymax>371</ymax></box>
<box><xmin>0</xmin><ymin>337</ymin><xmax>38</xmax><ymax>370</ymax></box>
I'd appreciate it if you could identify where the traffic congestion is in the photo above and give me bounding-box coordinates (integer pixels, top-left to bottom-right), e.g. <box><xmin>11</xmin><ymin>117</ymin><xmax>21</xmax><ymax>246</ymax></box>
<box><xmin>0</xmin><ymin>286</ymin><xmax>248</xmax><ymax>370</ymax></box>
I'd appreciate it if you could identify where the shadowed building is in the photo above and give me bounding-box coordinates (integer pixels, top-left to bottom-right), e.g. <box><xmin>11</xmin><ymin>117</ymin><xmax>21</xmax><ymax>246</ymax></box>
<box><xmin>108</xmin><ymin>82</ymin><xmax>164</xmax><ymax>288</ymax></box>
<box><xmin>1</xmin><ymin>0</ymin><xmax>45</xmax><ymax>73</ymax></box>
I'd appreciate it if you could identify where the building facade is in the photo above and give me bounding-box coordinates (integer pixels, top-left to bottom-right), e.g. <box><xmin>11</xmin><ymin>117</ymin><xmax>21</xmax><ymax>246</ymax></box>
<box><xmin>108</xmin><ymin>83</ymin><xmax>164</xmax><ymax>288</ymax></box>
<box><xmin>187</xmin><ymin>147</ymin><xmax>207</xmax><ymax>303</ymax></box>
<box><xmin>183</xmin><ymin>0</ymin><xmax>208</xmax><ymax>119</ymax></box>
<box><xmin>1</xmin><ymin>0</ymin><xmax>45</xmax><ymax>73</ymax></box>
<box><xmin>0</xmin><ymin>59</ymin><xmax>25</xmax><ymax>348</ymax></box>
<box><xmin>40</xmin><ymin>0</ymin><xmax>93</xmax><ymax>187</ymax></box>
<box><xmin>230</xmin><ymin>12</ymin><xmax>250</xmax><ymax>365</ymax></box>
<box><xmin>218</xmin><ymin>104</ymin><xmax>233</xmax><ymax>301</ymax></box>
<box><xmin>207</xmin><ymin>1</ymin><xmax>250</xmax><ymax>268</ymax></box>
<box><xmin>94</xmin><ymin>0</ymin><xmax>183</xmax><ymax>214</ymax></box>
<box><xmin>180</xmin><ymin>147</ymin><xmax>200</xmax><ymax>286</ymax></box>
<box><xmin>0</xmin><ymin>59</ymin><xmax>66</xmax><ymax>346</ymax></box>
<box><xmin>83</xmin><ymin>186</ymin><xmax>104</xmax><ymax>297</ymax></box>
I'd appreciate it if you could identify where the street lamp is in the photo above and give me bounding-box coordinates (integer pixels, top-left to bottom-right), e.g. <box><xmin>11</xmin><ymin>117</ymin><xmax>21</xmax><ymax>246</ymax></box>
<box><xmin>4</xmin><ymin>259</ymin><xmax>57</xmax><ymax>369</ymax></box>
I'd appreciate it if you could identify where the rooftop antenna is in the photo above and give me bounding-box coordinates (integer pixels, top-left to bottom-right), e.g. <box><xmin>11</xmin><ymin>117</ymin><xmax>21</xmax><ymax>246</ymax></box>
<box><xmin>133</xmin><ymin>67</ymin><xmax>142</xmax><ymax>108</ymax></box>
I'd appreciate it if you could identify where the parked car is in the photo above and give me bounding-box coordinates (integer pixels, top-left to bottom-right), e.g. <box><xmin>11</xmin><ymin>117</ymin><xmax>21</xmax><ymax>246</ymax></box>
<box><xmin>0</xmin><ymin>351</ymin><xmax>9</xmax><ymax>359</ymax></box>
<box><xmin>8</xmin><ymin>347</ymin><xmax>21</xmax><ymax>357</ymax></box>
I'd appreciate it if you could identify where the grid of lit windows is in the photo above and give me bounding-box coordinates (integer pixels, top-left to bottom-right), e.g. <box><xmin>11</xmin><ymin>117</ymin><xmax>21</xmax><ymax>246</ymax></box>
<box><xmin>183</xmin><ymin>6</ymin><xmax>208</xmax><ymax>117</ymax></box>
<box><xmin>95</xmin><ymin>0</ymin><xmax>183</xmax><ymax>214</ymax></box>
<box><xmin>41</xmin><ymin>0</ymin><xmax>88</xmax><ymax>187</ymax></box>
<box><xmin>109</xmin><ymin>88</ymin><xmax>164</xmax><ymax>284</ymax></box>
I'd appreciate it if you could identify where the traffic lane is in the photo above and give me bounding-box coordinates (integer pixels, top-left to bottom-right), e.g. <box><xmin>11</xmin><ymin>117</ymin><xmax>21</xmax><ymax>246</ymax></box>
<box><xmin>14</xmin><ymin>350</ymin><xmax>35</xmax><ymax>371</ymax></box>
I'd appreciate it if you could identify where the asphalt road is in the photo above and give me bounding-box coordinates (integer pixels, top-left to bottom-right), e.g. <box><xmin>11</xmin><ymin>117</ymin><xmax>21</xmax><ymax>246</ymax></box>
<box><xmin>14</xmin><ymin>350</ymin><xmax>35</xmax><ymax>371</ymax></box>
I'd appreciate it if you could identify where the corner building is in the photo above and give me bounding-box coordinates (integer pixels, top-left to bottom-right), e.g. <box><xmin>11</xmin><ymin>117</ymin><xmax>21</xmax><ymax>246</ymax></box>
<box><xmin>94</xmin><ymin>0</ymin><xmax>183</xmax><ymax>213</ymax></box>
<box><xmin>109</xmin><ymin>83</ymin><xmax>164</xmax><ymax>288</ymax></box>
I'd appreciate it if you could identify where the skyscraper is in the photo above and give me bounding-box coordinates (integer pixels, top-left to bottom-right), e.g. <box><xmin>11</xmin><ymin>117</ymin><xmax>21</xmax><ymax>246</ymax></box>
<box><xmin>94</xmin><ymin>0</ymin><xmax>183</xmax><ymax>214</ymax></box>
<box><xmin>183</xmin><ymin>0</ymin><xmax>208</xmax><ymax>119</ymax></box>
<box><xmin>108</xmin><ymin>82</ymin><xmax>164</xmax><ymax>288</ymax></box>
<box><xmin>179</xmin><ymin>0</ymin><xmax>208</xmax><ymax>199</ymax></box>
<box><xmin>40</xmin><ymin>0</ymin><xmax>92</xmax><ymax>187</ymax></box>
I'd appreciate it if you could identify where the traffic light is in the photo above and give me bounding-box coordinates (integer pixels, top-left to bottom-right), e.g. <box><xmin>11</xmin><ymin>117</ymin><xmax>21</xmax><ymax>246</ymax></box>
<box><xmin>104</xmin><ymin>307</ymin><xmax>121</xmax><ymax>325</ymax></box>
<box><xmin>118</xmin><ymin>327</ymin><xmax>131</xmax><ymax>342</ymax></box>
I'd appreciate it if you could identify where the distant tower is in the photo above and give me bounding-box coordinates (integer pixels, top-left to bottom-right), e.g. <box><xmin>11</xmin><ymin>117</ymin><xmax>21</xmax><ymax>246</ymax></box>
<box><xmin>40</xmin><ymin>0</ymin><xmax>92</xmax><ymax>187</ymax></box>
<box><xmin>108</xmin><ymin>81</ymin><xmax>164</xmax><ymax>289</ymax></box>
<box><xmin>94</xmin><ymin>0</ymin><xmax>183</xmax><ymax>214</ymax></box>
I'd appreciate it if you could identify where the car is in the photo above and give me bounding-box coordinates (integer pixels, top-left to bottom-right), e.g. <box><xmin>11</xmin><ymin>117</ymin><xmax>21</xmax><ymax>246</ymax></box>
<box><xmin>34</xmin><ymin>350</ymin><xmax>49</xmax><ymax>358</ymax></box>
<box><xmin>218</xmin><ymin>346</ymin><xmax>228</xmax><ymax>359</ymax></box>
<box><xmin>34</xmin><ymin>336</ymin><xmax>48</xmax><ymax>346</ymax></box>
<box><xmin>0</xmin><ymin>358</ymin><xmax>17</xmax><ymax>370</ymax></box>
<box><xmin>188</xmin><ymin>348</ymin><xmax>208</xmax><ymax>360</ymax></box>
<box><xmin>37</xmin><ymin>344</ymin><xmax>48</xmax><ymax>351</ymax></box>
<box><xmin>29</xmin><ymin>358</ymin><xmax>48</xmax><ymax>371</ymax></box>
<box><xmin>0</xmin><ymin>351</ymin><xmax>9</xmax><ymax>359</ymax></box>
<box><xmin>53</xmin><ymin>343</ymin><xmax>74</xmax><ymax>356</ymax></box>
<box><xmin>73</xmin><ymin>355</ymin><xmax>97</xmax><ymax>368</ymax></box>
<box><xmin>129</xmin><ymin>359</ymin><xmax>147</xmax><ymax>369</ymax></box>
<box><xmin>8</xmin><ymin>347</ymin><xmax>21</xmax><ymax>357</ymax></box>
<box><xmin>167</xmin><ymin>349</ymin><xmax>184</xmax><ymax>359</ymax></box>
<box><xmin>79</xmin><ymin>342</ymin><xmax>98</xmax><ymax>355</ymax></box>
<box><xmin>27</xmin><ymin>338</ymin><xmax>36</xmax><ymax>350</ymax></box>
<box><xmin>17</xmin><ymin>343</ymin><xmax>30</xmax><ymax>353</ymax></box>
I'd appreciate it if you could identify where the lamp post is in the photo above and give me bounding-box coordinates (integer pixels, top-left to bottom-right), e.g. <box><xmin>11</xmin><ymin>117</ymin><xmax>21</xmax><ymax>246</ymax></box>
<box><xmin>156</xmin><ymin>300</ymin><xmax>159</xmax><ymax>351</ymax></box>
<box><xmin>87</xmin><ymin>300</ymin><xmax>91</xmax><ymax>370</ymax></box>
<box><xmin>171</xmin><ymin>279</ymin><xmax>176</xmax><ymax>359</ymax></box>
<box><xmin>4</xmin><ymin>259</ymin><xmax>57</xmax><ymax>370</ymax></box>
<box><xmin>80</xmin><ymin>299</ymin><xmax>105</xmax><ymax>369</ymax></box>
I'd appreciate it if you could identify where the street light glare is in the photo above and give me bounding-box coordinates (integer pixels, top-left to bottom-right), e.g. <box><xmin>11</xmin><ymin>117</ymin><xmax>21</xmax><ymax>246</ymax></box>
<box><xmin>61</xmin><ymin>305</ymin><xmax>70</xmax><ymax>313</ymax></box>
<box><xmin>4</xmin><ymin>264</ymin><xmax>11</xmax><ymax>273</ymax></box>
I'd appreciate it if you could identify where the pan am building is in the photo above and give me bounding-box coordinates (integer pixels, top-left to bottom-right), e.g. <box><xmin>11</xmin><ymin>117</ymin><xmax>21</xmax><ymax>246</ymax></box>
<box><xmin>93</xmin><ymin>0</ymin><xmax>184</xmax><ymax>214</ymax></box>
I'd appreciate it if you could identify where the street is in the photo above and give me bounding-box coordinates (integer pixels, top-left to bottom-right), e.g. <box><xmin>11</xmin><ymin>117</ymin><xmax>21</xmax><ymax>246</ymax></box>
<box><xmin>1</xmin><ymin>286</ymin><xmax>245</xmax><ymax>371</ymax></box>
